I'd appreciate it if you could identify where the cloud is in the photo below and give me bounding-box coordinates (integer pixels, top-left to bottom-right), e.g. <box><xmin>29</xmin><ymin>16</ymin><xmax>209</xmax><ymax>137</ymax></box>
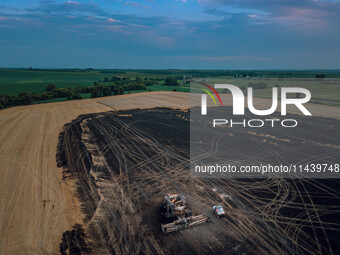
<box><xmin>124</xmin><ymin>1</ymin><xmax>151</xmax><ymax>9</ymax></box>
<box><xmin>65</xmin><ymin>1</ymin><xmax>79</xmax><ymax>4</ymax></box>
<box><xmin>198</xmin><ymin>0</ymin><xmax>340</xmax><ymax>29</ymax></box>
<box><xmin>107</xmin><ymin>18</ymin><xmax>117</xmax><ymax>22</ymax></box>
<box><xmin>26</xmin><ymin>0</ymin><xmax>103</xmax><ymax>16</ymax></box>
<box><xmin>0</xmin><ymin>0</ymin><xmax>339</xmax><ymax>69</ymax></box>
<box><xmin>176</xmin><ymin>55</ymin><xmax>272</xmax><ymax>61</ymax></box>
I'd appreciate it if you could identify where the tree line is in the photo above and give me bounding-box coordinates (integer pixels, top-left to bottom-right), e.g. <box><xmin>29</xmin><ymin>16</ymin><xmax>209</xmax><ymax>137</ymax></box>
<box><xmin>0</xmin><ymin>87</ymin><xmax>82</xmax><ymax>109</ymax></box>
<box><xmin>0</xmin><ymin>76</ymin><xmax>147</xmax><ymax>109</ymax></box>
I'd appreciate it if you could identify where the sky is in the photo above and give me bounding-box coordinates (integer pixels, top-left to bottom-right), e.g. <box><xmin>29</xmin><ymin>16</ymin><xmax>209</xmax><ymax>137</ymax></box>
<box><xmin>0</xmin><ymin>0</ymin><xmax>339</xmax><ymax>69</ymax></box>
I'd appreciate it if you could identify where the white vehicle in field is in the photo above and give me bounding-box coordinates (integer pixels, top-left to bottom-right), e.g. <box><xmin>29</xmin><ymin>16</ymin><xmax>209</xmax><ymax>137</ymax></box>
<box><xmin>213</xmin><ymin>205</ymin><xmax>225</xmax><ymax>217</ymax></box>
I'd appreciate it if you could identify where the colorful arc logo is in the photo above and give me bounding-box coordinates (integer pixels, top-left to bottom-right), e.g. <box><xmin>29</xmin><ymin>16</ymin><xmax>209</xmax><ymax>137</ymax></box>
<box><xmin>198</xmin><ymin>82</ymin><xmax>222</xmax><ymax>115</ymax></box>
<box><xmin>199</xmin><ymin>82</ymin><xmax>223</xmax><ymax>106</ymax></box>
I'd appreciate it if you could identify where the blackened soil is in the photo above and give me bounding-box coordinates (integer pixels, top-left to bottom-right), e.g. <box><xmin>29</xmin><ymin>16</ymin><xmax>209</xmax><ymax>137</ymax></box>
<box><xmin>57</xmin><ymin>107</ymin><xmax>340</xmax><ymax>255</ymax></box>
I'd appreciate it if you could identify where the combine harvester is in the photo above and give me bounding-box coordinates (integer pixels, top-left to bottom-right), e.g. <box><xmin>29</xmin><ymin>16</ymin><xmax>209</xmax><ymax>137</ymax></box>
<box><xmin>160</xmin><ymin>193</ymin><xmax>210</xmax><ymax>233</ymax></box>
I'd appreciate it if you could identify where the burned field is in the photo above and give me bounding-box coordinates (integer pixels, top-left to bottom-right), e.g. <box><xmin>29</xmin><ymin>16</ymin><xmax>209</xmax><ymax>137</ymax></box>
<box><xmin>57</xmin><ymin>108</ymin><xmax>340</xmax><ymax>255</ymax></box>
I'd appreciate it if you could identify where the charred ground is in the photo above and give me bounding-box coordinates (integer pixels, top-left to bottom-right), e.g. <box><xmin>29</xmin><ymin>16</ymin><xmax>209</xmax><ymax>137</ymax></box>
<box><xmin>57</xmin><ymin>108</ymin><xmax>340</xmax><ymax>255</ymax></box>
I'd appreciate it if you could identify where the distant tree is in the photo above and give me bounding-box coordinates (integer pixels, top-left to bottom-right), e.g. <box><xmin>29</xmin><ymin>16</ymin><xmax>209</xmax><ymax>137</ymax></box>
<box><xmin>40</xmin><ymin>93</ymin><xmax>49</xmax><ymax>100</ymax></box>
<box><xmin>46</xmin><ymin>83</ymin><xmax>56</xmax><ymax>92</ymax></box>
<box><xmin>9</xmin><ymin>95</ymin><xmax>19</xmax><ymax>106</ymax></box>
<box><xmin>110</xmin><ymin>86</ymin><xmax>124</xmax><ymax>95</ymax></box>
<box><xmin>0</xmin><ymin>95</ymin><xmax>9</xmax><ymax>108</ymax></box>
<box><xmin>145</xmin><ymin>80</ymin><xmax>155</xmax><ymax>86</ymax></box>
<box><xmin>315</xmin><ymin>74</ymin><xmax>326</xmax><ymax>79</ymax></box>
<box><xmin>91</xmin><ymin>87</ymin><xmax>102</xmax><ymax>98</ymax></box>
<box><xmin>72</xmin><ymin>94</ymin><xmax>82</xmax><ymax>100</ymax></box>
<box><xmin>164</xmin><ymin>77</ymin><xmax>179</xmax><ymax>86</ymax></box>
<box><xmin>103</xmin><ymin>77</ymin><xmax>109</xmax><ymax>82</ymax></box>
<box><xmin>18</xmin><ymin>92</ymin><xmax>33</xmax><ymax>105</ymax></box>
<box><xmin>123</xmin><ymin>84</ymin><xmax>146</xmax><ymax>91</ymax></box>
<box><xmin>65</xmin><ymin>90</ymin><xmax>75</xmax><ymax>99</ymax></box>
<box><xmin>102</xmin><ymin>86</ymin><xmax>111</xmax><ymax>96</ymax></box>
<box><xmin>74</xmin><ymin>87</ymin><xmax>82</xmax><ymax>94</ymax></box>
<box><xmin>117</xmin><ymin>86</ymin><xmax>124</xmax><ymax>95</ymax></box>
<box><xmin>110</xmin><ymin>76</ymin><xmax>121</xmax><ymax>82</ymax></box>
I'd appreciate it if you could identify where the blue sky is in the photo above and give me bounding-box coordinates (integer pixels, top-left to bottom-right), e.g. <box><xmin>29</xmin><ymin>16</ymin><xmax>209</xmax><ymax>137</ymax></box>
<box><xmin>0</xmin><ymin>0</ymin><xmax>339</xmax><ymax>69</ymax></box>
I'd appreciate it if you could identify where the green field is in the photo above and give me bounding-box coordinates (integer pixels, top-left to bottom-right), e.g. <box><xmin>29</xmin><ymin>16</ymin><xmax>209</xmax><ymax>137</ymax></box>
<box><xmin>0</xmin><ymin>69</ymin><xmax>123</xmax><ymax>95</ymax></box>
<box><xmin>1</xmin><ymin>68</ymin><xmax>339</xmax><ymax>107</ymax></box>
<box><xmin>192</xmin><ymin>78</ymin><xmax>340</xmax><ymax>106</ymax></box>
<box><xmin>0</xmin><ymin>69</ymin><xmax>191</xmax><ymax>95</ymax></box>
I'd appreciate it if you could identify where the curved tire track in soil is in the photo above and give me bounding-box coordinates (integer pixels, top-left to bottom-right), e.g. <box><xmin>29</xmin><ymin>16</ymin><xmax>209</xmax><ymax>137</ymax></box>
<box><xmin>57</xmin><ymin>108</ymin><xmax>340</xmax><ymax>255</ymax></box>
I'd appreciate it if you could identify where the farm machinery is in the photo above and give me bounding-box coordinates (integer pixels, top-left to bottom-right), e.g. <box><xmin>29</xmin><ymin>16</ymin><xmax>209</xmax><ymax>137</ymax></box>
<box><xmin>160</xmin><ymin>193</ymin><xmax>210</xmax><ymax>233</ymax></box>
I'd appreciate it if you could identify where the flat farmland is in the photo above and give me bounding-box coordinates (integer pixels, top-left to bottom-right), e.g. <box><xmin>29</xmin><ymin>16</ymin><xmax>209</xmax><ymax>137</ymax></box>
<box><xmin>0</xmin><ymin>91</ymin><xmax>339</xmax><ymax>254</ymax></box>
<box><xmin>0</xmin><ymin>92</ymin><xmax>189</xmax><ymax>254</ymax></box>
<box><xmin>57</xmin><ymin>108</ymin><xmax>340</xmax><ymax>254</ymax></box>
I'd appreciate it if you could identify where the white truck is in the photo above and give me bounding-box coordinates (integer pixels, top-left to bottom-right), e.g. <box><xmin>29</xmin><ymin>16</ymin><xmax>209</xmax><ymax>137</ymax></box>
<box><xmin>213</xmin><ymin>205</ymin><xmax>225</xmax><ymax>217</ymax></box>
